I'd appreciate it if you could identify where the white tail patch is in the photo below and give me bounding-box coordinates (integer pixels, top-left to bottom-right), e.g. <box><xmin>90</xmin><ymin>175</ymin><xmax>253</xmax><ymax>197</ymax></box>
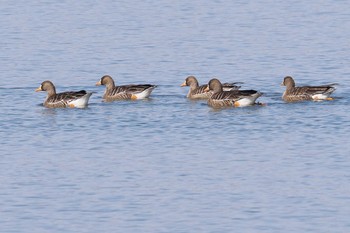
<box><xmin>134</xmin><ymin>87</ymin><xmax>156</xmax><ymax>99</ymax></box>
<box><xmin>68</xmin><ymin>93</ymin><xmax>93</xmax><ymax>108</ymax></box>
<box><xmin>312</xmin><ymin>93</ymin><xmax>330</xmax><ymax>101</ymax></box>
<box><xmin>236</xmin><ymin>92</ymin><xmax>262</xmax><ymax>107</ymax></box>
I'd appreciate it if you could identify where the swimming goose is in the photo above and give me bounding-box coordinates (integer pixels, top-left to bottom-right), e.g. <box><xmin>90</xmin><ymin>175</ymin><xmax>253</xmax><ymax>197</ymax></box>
<box><xmin>205</xmin><ymin>78</ymin><xmax>262</xmax><ymax>108</ymax></box>
<box><xmin>35</xmin><ymin>80</ymin><xmax>92</xmax><ymax>108</ymax></box>
<box><xmin>281</xmin><ymin>76</ymin><xmax>337</xmax><ymax>102</ymax></box>
<box><xmin>95</xmin><ymin>75</ymin><xmax>156</xmax><ymax>101</ymax></box>
<box><xmin>180</xmin><ymin>75</ymin><xmax>242</xmax><ymax>99</ymax></box>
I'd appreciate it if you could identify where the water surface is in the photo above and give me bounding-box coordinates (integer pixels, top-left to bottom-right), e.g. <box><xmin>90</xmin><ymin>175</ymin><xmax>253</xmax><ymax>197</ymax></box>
<box><xmin>1</xmin><ymin>1</ymin><xmax>350</xmax><ymax>232</ymax></box>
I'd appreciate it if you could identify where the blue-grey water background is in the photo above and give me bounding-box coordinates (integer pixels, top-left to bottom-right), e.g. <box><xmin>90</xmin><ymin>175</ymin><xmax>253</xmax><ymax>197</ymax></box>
<box><xmin>1</xmin><ymin>1</ymin><xmax>350</xmax><ymax>232</ymax></box>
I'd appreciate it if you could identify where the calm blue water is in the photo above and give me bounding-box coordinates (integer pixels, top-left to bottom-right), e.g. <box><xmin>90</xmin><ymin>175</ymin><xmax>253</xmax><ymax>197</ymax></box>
<box><xmin>1</xmin><ymin>1</ymin><xmax>350</xmax><ymax>232</ymax></box>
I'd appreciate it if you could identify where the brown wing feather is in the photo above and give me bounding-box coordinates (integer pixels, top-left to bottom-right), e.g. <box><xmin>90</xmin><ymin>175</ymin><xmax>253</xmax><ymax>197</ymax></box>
<box><xmin>212</xmin><ymin>90</ymin><xmax>259</xmax><ymax>100</ymax></box>
<box><xmin>104</xmin><ymin>89</ymin><xmax>131</xmax><ymax>101</ymax></box>
<box><xmin>105</xmin><ymin>85</ymin><xmax>155</xmax><ymax>100</ymax></box>
<box><xmin>123</xmin><ymin>84</ymin><xmax>155</xmax><ymax>94</ymax></box>
<box><xmin>192</xmin><ymin>85</ymin><xmax>208</xmax><ymax>95</ymax></box>
<box><xmin>303</xmin><ymin>85</ymin><xmax>336</xmax><ymax>95</ymax></box>
<box><xmin>187</xmin><ymin>85</ymin><xmax>211</xmax><ymax>99</ymax></box>
<box><xmin>45</xmin><ymin>90</ymin><xmax>87</xmax><ymax>107</ymax></box>
<box><xmin>222</xmin><ymin>82</ymin><xmax>242</xmax><ymax>90</ymax></box>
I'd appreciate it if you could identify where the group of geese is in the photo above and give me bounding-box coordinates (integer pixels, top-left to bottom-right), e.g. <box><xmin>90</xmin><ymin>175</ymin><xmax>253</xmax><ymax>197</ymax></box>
<box><xmin>35</xmin><ymin>75</ymin><xmax>337</xmax><ymax>108</ymax></box>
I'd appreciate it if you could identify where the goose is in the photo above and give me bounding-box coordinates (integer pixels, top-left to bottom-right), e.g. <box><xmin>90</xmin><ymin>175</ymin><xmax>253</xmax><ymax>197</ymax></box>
<box><xmin>205</xmin><ymin>78</ymin><xmax>262</xmax><ymax>108</ymax></box>
<box><xmin>281</xmin><ymin>76</ymin><xmax>336</xmax><ymax>102</ymax></box>
<box><xmin>96</xmin><ymin>75</ymin><xmax>156</xmax><ymax>101</ymax></box>
<box><xmin>35</xmin><ymin>80</ymin><xmax>92</xmax><ymax>108</ymax></box>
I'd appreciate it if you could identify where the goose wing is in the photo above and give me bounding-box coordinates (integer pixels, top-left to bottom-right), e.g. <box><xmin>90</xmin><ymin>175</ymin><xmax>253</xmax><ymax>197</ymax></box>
<box><xmin>303</xmin><ymin>84</ymin><xmax>336</xmax><ymax>95</ymax></box>
<box><xmin>47</xmin><ymin>90</ymin><xmax>88</xmax><ymax>107</ymax></box>
<box><xmin>212</xmin><ymin>90</ymin><xmax>260</xmax><ymax>100</ymax></box>
<box><xmin>122</xmin><ymin>84</ymin><xmax>156</xmax><ymax>94</ymax></box>
<box><xmin>222</xmin><ymin>82</ymin><xmax>243</xmax><ymax>91</ymax></box>
<box><xmin>192</xmin><ymin>84</ymin><xmax>209</xmax><ymax>95</ymax></box>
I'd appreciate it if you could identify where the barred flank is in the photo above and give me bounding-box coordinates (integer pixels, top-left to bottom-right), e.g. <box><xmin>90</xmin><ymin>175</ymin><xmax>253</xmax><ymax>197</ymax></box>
<box><xmin>208</xmin><ymin>99</ymin><xmax>235</xmax><ymax>108</ymax></box>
